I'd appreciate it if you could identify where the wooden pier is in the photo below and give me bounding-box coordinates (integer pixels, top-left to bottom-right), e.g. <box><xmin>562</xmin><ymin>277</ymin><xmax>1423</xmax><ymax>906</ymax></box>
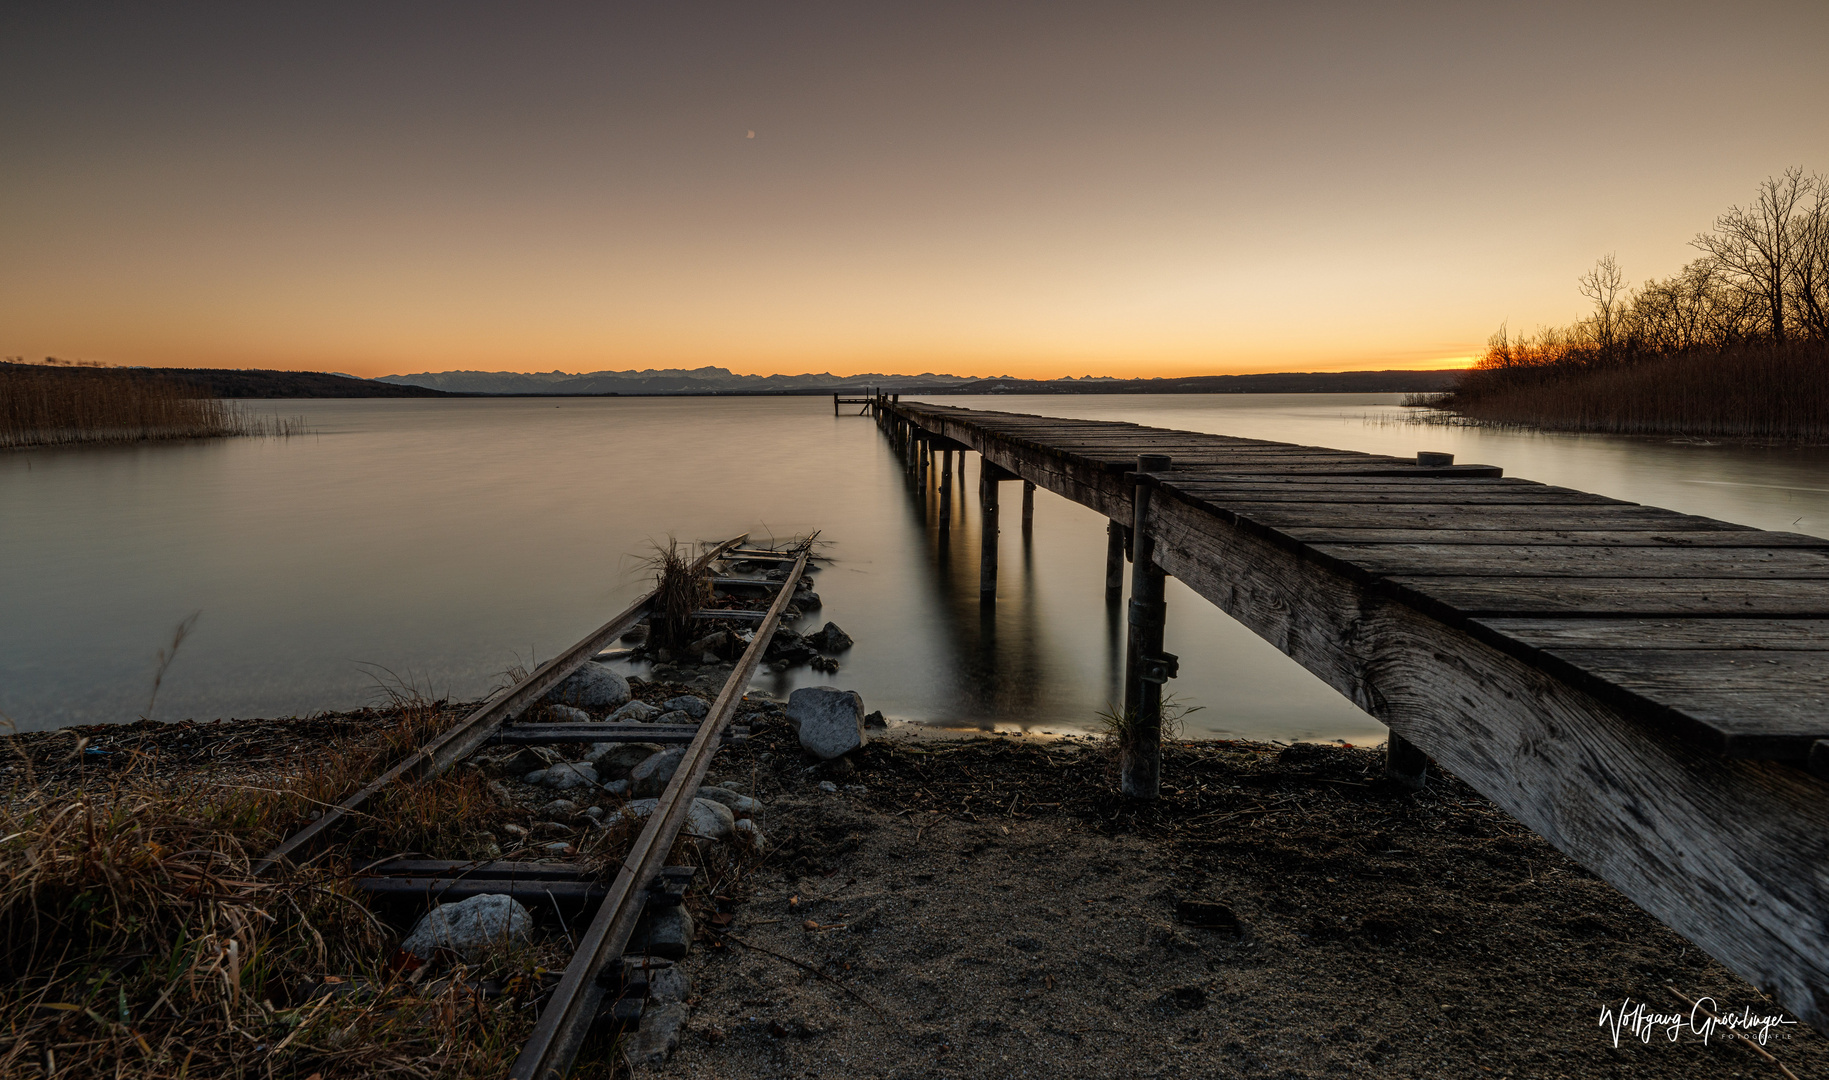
<box><xmin>878</xmin><ymin>398</ymin><xmax>1829</xmax><ymax>1030</ymax></box>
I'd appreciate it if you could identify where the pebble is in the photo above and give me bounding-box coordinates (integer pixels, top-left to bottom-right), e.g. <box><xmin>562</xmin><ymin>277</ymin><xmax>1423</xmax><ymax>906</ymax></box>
<box><xmin>539</xmin><ymin>798</ymin><xmax>579</xmax><ymax>817</ymax></box>
<box><xmin>696</xmin><ymin>785</ymin><xmax>764</xmax><ymax>820</ymax></box>
<box><xmin>602</xmin><ymin>778</ymin><xmax>632</xmax><ymax>797</ymax></box>
<box><xmin>632</xmin><ymin>1002</ymin><xmax>689</xmax><ymax>1066</ymax></box>
<box><xmin>608</xmin><ymin>700</ymin><xmax>660</xmax><ymax>723</ymax></box>
<box><xmin>663</xmin><ymin>695</ymin><xmax>710</xmax><ymax>719</ymax></box>
<box><xmin>547</xmin><ymin>704</ymin><xmax>590</xmax><ymax>724</ymax></box>
<box><xmin>818</xmin><ymin>780</ymin><xmax>839</xmax><ymax>793</ymax></box>
<box><xmin>630</xmin><ymin>747</ymin><xmax>687</xmax><ymax>797</ymax></box>
<box><xmin>530</xmin><ymin>762</ymin><xmax>599</xmax><ymax>790</ymax></box>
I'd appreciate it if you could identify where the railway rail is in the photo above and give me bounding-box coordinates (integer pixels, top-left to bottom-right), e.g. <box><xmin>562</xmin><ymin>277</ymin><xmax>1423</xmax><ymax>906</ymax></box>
<box><xmin>256</xmin><ymin>533</ymin><xmax>815</xmax><ymax>1079</ymax></box>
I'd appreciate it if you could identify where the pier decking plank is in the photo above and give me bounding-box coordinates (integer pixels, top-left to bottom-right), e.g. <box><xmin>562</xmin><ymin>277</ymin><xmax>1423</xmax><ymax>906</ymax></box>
<box><xmin>881</xmin><ymin>400</ymin><xmax>1829</xmax><ymax>1028</ymax></box>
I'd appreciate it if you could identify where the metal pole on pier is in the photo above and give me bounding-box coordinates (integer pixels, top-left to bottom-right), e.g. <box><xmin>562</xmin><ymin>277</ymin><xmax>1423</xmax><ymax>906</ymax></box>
<box><xmin>1122</xmin><ymin>454</ymin><xmax>1175</xmax><ymax>800</ymax></box>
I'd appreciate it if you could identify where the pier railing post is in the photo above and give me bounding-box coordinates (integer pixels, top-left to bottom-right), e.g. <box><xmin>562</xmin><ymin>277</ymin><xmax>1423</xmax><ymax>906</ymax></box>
<box><xmin>1385</xmin><ymin>731</ymin><xmax>1430</xmax><ymax>790</ymax></box>
<box><xmin>980</xmin><ymin>462</ymin><xmax>1000</xmax><ymax>598</ymax></box>
<box><xmin>1122</xmin><ymin>454</ymin><xmax>1175</xmax><ymax>800</ymax></box>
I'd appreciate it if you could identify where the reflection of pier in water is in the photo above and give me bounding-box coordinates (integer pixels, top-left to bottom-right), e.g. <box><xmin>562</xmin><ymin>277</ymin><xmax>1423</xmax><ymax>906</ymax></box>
<box><xmin>872</xmin><ymin>395</ymin><xmax>1829</xmax><ymax>1034</ymax></box>
<box><xmin>894</xmin><ymin>436</ymin><xmax>1081</xmax><ymax>730</ymax></box>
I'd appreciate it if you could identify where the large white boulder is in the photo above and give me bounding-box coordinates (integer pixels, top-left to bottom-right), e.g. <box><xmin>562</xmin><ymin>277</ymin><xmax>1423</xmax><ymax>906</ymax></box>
<box><xmin>787</xmin><ymin>686</ymin><xmax>866</xmax><ymax>760</ymax></box>
<box><xmin>400</xmin><ymin>894</ymin><xmax>532</xmax><ymax>963</ymax></box>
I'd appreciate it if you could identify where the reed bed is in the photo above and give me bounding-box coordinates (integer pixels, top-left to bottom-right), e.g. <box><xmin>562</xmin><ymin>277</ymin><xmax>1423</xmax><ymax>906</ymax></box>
<box><xmin>0</xmin><ymin>364</ymin><xmax>303</xmax><ymax>449</ymax></box>
<box><xmin>1432</xmin><ymin>341</ymin><xmax>1829</xmax><ymax>440</ymax></box>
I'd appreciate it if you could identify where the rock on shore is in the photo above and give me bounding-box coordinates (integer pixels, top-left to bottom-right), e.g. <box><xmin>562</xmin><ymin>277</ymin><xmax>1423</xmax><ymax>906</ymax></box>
<box><xmin>786</xmin><ymin>687</ymin><xmax>866</xmax><ymax>760</ymax></box>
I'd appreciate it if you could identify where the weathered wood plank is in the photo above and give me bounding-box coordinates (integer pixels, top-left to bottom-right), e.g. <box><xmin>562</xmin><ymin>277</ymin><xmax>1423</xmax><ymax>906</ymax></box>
<box><xmin>1210</xmin><ymin>505</ymin><xmax>1739</xmax><ymax>530</ymax></box>
<box><xmin>1386</xmin><ymin>575</ymin><xmax>1829</xmax><ymax>618</ymax></box>
<box><xmin>1276</xmin><ymin>528</ymin><xmax>1795</xmax><ymax>545</ymax></box>
<box><xmin>1173</xmin><ymin>488</ymin><xmax>1626</xmax><ymax>506</ymax></box>
<box><xmin>1309</xmin><ymin>544</ymin><xmax>1829</xmax><ymax>579</ymax></box>
<box><xmin>1476</xmin><ymin>617</ymin><xmax>1829</xmax><ymax>649</ymax></box>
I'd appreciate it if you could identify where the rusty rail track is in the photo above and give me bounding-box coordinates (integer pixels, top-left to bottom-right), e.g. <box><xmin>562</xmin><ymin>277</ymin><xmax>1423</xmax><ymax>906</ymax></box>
<box><xmin>253</xmin><ymin>534</ymin><xmax>746</xmax><ymax>875</ymax></box>
<box><xmin>509</xmin><ymin>548</ymin><xmax>809</xmax><ymax>1080</ymax></box>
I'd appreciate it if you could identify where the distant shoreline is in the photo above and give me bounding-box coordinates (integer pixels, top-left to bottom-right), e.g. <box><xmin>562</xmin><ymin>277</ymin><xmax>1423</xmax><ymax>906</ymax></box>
<box><xmin>4</xmin><ymin>362</ymin><xmax>1459</xmax><ymax>399</ymax></box>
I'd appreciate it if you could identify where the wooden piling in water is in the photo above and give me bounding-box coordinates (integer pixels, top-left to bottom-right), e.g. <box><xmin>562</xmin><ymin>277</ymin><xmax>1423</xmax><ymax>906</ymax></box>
<box><xmin>1105</xmin><ymin>520</ymin><xmax>1126</xmax><ymax>599</ymax></box>
<box><xmin>1022</xmin><ymin>480</ymin><xmax>1035</xmax><ymax>532</ymax></box>
<box><xmin>940</xmin><ymin>448</ymin><xmax>953</xmax><ymax>521</ymax></box>
<box><xmin>980</xmin><ymin>465</ymin><xmax>999</xmax><ymax>597</ymax></box>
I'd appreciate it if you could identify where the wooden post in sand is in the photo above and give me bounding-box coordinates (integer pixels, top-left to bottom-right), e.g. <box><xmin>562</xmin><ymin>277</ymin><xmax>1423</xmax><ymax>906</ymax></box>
<box><xmin>1122</xmin><ymin>454</ymin><xmax>1174</xmax><ymax>800</ymax></box>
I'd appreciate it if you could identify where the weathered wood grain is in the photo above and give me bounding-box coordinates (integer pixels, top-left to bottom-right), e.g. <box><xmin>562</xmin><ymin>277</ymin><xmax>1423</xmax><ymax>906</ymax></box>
<box><xmin>1476</xmin><ymin>617</ymin><xmax>1829</xmax><ymax>649</ymax></box>
<box><xmin>1384</xmin><ymin>575</ymin><xmax>1829</xmax><ymax>617</ymax></box>
<box><xmin>1308</xmin><ymin>543</ymin><xmax>1829</xmax><ymax>579</ymax></box>
<box><xmin>1277</xmin><ymin>529</ymin><xmax>1793</xmax><ymax>545</ymax></box>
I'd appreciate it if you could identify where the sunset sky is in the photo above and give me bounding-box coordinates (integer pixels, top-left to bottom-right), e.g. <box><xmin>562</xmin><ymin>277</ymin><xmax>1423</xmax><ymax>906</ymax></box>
<box><xmin>4</xmin><ymin>2</ymin><xmax>1826</xmax><ymax>380</ymax></box>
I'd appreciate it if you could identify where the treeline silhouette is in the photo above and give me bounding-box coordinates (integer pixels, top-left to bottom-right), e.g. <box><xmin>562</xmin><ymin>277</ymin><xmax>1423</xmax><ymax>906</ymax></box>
<box><xmin>1</xmin><ymin>361</ymin><xmax>297</xmax><ymax>448</ymax></box>
<box><xmin>1444</xmin><ymin>169</ymin><xmax>1829</xmax><ymax>438</ymax></box>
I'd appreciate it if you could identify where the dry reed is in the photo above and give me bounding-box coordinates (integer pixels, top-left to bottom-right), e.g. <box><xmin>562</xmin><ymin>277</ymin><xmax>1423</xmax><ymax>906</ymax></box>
<box><xmin>1438</xmin><ymin>341</ymin><xmax>1829</xmax><ymax>439</ymax></box>
<box><xmin>0</xmin><ymin>364</ymin><xmax>304</xmax><ymax>449</ymax></box>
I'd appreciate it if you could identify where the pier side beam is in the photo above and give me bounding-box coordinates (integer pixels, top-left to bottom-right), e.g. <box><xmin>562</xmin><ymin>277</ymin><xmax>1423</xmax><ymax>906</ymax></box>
<box><xmin>1385</xmin><ymin>732</ymin><xmax>1431</xmax><ymax>790</ymax></box>
<box><xmin>1122</xmin><ymin>454</ymin><xmax>1174</xmax><ymax>800</ymax></box>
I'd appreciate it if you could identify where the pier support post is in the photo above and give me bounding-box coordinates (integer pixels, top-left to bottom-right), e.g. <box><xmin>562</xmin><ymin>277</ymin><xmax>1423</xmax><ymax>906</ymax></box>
<box><xmin>1022</xmin><ymin>481</ymin><xmax>1035</xmax><ymax>533</ymax></box>
<box><xmin>1105</xmin><ymin>520</ymin><xmax>1126</xmax><ymax>599</ymax></box>
<box><xmin>1385</xmin><ymin>732</ymin><xmax>1430</xmax><ymax>790</ymax></box>
<box><xmin>940</xmin><ymin>449</ymin><xmax>953</xmax><ymax>521</ymax></box>
<box><xmin>979</xmin><ymin>466</ymin><xmax>1000</xmax><ymax>597</ymax></box>
<box><xmin>1122</xmin><ymin>454</ymin><xmax>1175</xmax><ymax>800</ymax></box>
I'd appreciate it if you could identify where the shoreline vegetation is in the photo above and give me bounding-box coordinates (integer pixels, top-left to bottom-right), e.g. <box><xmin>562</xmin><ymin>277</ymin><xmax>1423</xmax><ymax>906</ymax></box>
<box><xmin>1423</xmin><ymin>169</ymin><xmax>1829</xmax><ymax>440</ymax></box>
<box><xmin>0</xmin><ymin>362</ymin><xmax>310</xmax><ymax>449</ymax></box>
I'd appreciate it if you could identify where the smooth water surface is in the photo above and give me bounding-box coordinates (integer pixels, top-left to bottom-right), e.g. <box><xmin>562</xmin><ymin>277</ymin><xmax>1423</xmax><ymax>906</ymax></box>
<box><xmin>6</xmin><ymin>394</ymin><xmax>1829</xmax><ymax>741</ymax></box>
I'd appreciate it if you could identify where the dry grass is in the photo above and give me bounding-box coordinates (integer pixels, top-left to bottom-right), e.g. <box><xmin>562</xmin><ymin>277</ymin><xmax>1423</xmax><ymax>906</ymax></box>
<box><xmin>645</xmin><ymin>540</ymin><xmax>713</xmax><ymax>654</ymax></box>
<box><xmin>0</xmin><ymin>696</ymin><xmax>556</xmax><ymax>1079</ymax></box>
<box><xmin>0</xmin><ymin>363</ymin><xmax>304</xmax><ymax>449</ymax></box>
<box><xmin>1436</xmin><ymin>340</ymin><xmax>1829</xmax><ymax>439</ymax></box>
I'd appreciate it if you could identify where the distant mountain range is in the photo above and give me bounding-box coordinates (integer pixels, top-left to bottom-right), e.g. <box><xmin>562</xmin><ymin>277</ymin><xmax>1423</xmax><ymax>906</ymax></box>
<box><xmin>376</xmin><ymin>366</ymin><xmax>1459</xmax><ymax>396</ymax></box>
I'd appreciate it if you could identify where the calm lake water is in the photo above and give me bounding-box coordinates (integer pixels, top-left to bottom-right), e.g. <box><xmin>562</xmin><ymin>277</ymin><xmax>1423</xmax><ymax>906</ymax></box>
<box><xmin>7</xmin><ymin>393</ymin><xmax>1829</xmax><ymax>741</ymax></box>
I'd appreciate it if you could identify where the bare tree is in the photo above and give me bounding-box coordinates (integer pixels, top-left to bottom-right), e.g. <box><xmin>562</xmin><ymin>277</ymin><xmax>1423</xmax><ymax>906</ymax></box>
<box><xmin>1789</xmin><ymin>174</ymin><xmax>1829</xmax><ymax>341</ymax></box>
<box><xmin>1578</xmin><ymin>253</ymin><xmax>1627</xmax><ymax>351</ymax></box>
<box><xmin>1692</xmin><ymin>168</ymin><xmax>1816</xmax><ymax>342</ymax></box>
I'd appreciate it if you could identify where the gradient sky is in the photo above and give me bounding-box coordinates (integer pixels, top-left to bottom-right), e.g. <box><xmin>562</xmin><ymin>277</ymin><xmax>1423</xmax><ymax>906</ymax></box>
<box><xmin>4</xmin><ymin>3</ymin><xmax>1826</xmax><ymax>380</ymax></box>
